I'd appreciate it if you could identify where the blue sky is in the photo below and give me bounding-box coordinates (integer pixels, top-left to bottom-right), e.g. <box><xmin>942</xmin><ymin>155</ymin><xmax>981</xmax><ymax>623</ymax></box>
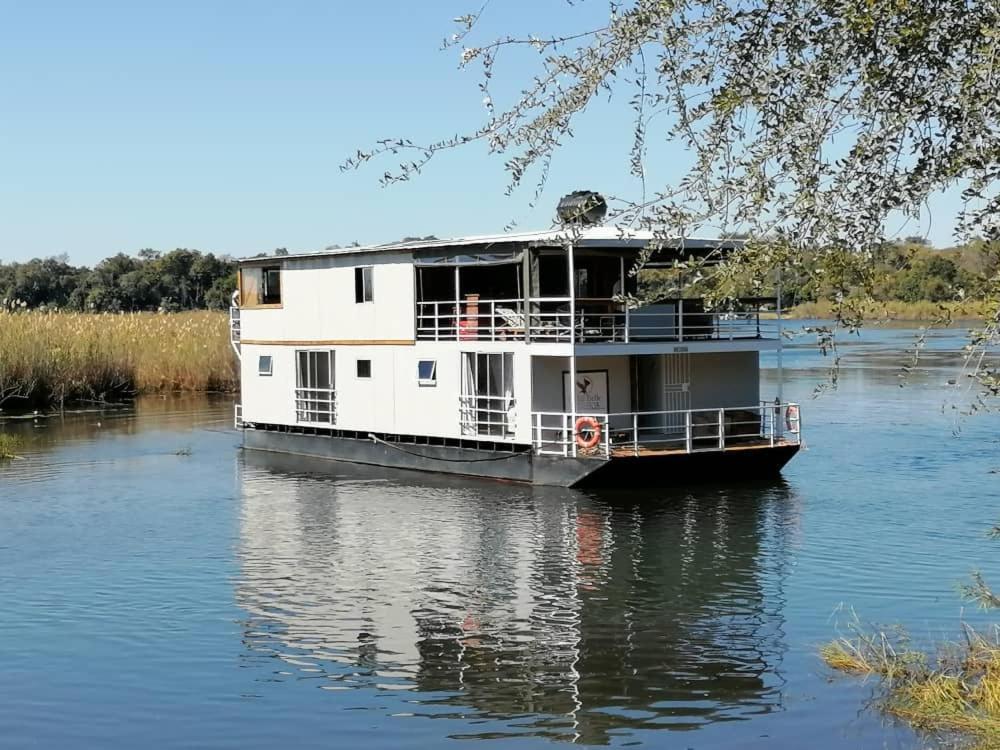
<box><xmin>1</xmin><ymin>0</ymin><xmax>961</xmax><ymax>264</ymax></box>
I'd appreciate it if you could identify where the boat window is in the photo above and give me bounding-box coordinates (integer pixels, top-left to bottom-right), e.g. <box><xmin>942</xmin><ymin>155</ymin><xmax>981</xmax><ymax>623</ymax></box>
<box><xmin>262</xmin><ymin>267</ymin><xmax>281</xmax><ymax>304</ymax></box>
<box><xmin>241</xmin><ymin>266</ymin><xmax>282</xmax><ymax>306</ymax></box>
<box><xmin>417</xmin><ymin>359</ymin><xmax>437</xmax><ymax>386</ymax></box>
<box><xmin>356</xmin><ymin>359</ymin><xmax>372</xmax><ymax>378</ymax></box>
<box><xmin>355</xmin><ymin>266</ymin><xmax>374</xmax><ymax>303</ymax></box>
<box><xmin>257</xmin><ymin>355</ymin><xmax>273</xmax><ymax>376</ymax></box>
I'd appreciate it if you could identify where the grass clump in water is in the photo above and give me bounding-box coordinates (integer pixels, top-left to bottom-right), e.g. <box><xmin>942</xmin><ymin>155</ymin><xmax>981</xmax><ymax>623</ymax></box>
<box><xmin>822</xmin><ymin>620</ymin><xmax>1000</xmax><ymax>747</ymax></box>
<box><xmin>0</xmin><ymin>433</ymin><xmax>22</xmax><ymax>459</ymax></box>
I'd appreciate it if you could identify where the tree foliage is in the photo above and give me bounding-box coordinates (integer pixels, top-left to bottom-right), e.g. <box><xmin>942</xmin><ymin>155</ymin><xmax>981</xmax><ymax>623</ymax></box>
<box><xmin>343</xmin><ymin>0</ymin><xmax>1000</xmax><ymax>379</ymax></box>
<box><xmin>0</xmin><ymin>249</ymin><xmax>237</xmax><ymax>313</ymax></box>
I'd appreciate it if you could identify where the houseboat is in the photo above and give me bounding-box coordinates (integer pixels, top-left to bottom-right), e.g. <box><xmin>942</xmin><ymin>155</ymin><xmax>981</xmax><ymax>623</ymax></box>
<box><xmin>231</xmin><ymin>224</ymin><xmax>801</xmax><ymax>487</ymax></box>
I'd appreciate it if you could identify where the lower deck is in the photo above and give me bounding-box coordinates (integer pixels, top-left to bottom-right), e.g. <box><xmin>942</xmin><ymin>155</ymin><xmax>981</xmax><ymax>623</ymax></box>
<box><xmin>241</xmin><ymin>422</ymin><xmax>800</xmax><ymax>488</ymax></box>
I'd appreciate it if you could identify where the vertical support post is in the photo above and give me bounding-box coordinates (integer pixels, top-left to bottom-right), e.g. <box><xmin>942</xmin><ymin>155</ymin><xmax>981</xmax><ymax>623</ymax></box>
<box><xmin>603</xmin><ymin>414</ymin><xmax>610</xmax><ymax>458</ymax></box>
<box><xmin>567</xmin><ymin>242</ymin><xmax>578</xmax><ymax>457</ymax></box>
<box><xmin>685</xmin><ymin>410</ymin><xmax>693</xmax><ymax>453</ymax></box>
<box><xmin>632</xmin><ymin>412</ymin><xmax>639</xmax><ymax>456</ymax></box>
<box><xmin>454</xmin><ymin>265</ymin><xmax>461</xmax><ymax>342</ymax></box>
<box><xmin>678</xmin><ymin>298</ymin><xmax>684</xmax><ymax>341</ymax></box>
<box><xmin>522</xmin><ymin>247</ymin><xmax>532</xmax><ymax>343</ymax></box>
<box><xmin>718</xmin><ymin>408</ymin><xmax>725</xmax><ymax>450</ymax></box>
<box><xmin>776</xmin><ymin>269</ymin><xmax>784</xmax><ymax>404</ymax></box>
<box><xmin>620</xmin><ymin>255</ymin><xmax>629</xmax><ymax>342</ymax></box>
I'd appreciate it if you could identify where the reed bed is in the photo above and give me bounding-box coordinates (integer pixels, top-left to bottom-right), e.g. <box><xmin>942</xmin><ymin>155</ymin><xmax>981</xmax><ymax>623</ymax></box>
<box><xmin>788</xmin><ymin>299</ymin><xmax>992</xmax><ymax>321</ymax></box>
<box><xmin>822</xmin><ymin>623</ymin><xmax>1000</xmax><ymax>747</ymax></box>
<box><xmin>0</xmin><ymin>311</ymin><xmax>237</xmax><ymax>409</ymax></box>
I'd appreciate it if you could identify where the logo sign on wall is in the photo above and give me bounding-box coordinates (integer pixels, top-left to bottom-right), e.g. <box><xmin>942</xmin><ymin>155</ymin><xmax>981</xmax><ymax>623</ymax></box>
<box><xmin>563</xmin><ymin>370</ymin><xmax>609</xmax><ymax>413</ymax></box>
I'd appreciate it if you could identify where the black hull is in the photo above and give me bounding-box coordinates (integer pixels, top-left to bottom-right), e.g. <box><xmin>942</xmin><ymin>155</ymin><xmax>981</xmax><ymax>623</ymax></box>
<box><xmin>242</xmin><ymin>428</ymin><xmax>799</xmax><ymax>488</ymax></box>
<box><xmin>573</xmin><ymin>445</ymin><xmax>800</xmax><ymax>488</ymax></box>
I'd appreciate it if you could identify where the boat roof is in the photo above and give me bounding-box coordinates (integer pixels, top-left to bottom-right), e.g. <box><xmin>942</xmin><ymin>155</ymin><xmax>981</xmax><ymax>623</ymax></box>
<box><xmin>239</xmin><ymin>226</ymin><xmax>743</xmax><ymax>264</ymax></box>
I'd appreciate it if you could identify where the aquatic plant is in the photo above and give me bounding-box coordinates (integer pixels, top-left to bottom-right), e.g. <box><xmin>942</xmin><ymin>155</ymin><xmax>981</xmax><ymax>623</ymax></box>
<box><xmin>0</xmin><ymin>311</ymin><xmax>237</xmax><ymax>410</ymax></box>
<box><xmin>823</xmin><ymin>622</ymin><xmax>1000</xmax><ymax>746</ymax></box>
<box><xmin>0</xmin><ymin>432</ymin><xmax>21</xmax><ymax>460</ymax></box>
<box><xmin>824</xmin><ymin>518</ymin><xmax>1000</xmax><ymax>748</ymax></box>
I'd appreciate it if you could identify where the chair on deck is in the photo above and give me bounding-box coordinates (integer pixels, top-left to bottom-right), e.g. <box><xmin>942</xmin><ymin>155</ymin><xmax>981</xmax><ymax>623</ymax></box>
<box><xmin>495</xmin><ymin>307</ymin><xmax>526</xmax><ymax>339</ymax></box>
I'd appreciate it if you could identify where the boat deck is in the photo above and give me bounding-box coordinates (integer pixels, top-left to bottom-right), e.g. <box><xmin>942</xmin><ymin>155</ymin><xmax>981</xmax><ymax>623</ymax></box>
<box><xmin>608</xmin><ymin>437</ymin><xmax>798</xmax><ymax>458</ymax></box>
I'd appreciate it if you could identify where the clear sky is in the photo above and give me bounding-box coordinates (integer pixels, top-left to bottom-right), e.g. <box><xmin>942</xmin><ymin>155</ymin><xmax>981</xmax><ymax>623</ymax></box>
<box><xmin>0</xmin><ymin>0</ymin><xmax>961</xmax><ymax>265</ymax></box>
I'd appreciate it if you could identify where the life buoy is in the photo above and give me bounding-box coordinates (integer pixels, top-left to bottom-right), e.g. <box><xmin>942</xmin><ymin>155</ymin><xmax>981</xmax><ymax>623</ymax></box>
<box><xmin>575</xmin><ymin>416</ymin><xmax>602</xmax><ymax>450</ymax></box>
<box><xmin>785</xmin><ymin>404</ymin><xmax>800</xmax><ymax>433</ymax></box>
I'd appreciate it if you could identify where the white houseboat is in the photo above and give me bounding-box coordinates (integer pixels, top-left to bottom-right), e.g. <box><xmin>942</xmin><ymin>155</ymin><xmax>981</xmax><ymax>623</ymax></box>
<box><xmin>231</xmin><ymin>226</ymin><xmax>801</xmax><ymax>487</ymax></box>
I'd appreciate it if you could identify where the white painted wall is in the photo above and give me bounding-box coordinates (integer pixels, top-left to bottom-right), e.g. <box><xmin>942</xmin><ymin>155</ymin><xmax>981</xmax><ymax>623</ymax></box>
<box><xmin>241</xmin><ymin>340</ymin><xmax>536</xmax><ymax>443</ymax></box>
<box><xmin>241</xmin><ymin>251</ymin><xmax>415</xmax><ymax>342</ymax></box>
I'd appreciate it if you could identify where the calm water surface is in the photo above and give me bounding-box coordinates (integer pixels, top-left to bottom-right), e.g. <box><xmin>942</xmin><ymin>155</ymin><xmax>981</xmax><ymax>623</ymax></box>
<box><xmin>1</xmin><ymin>323</ymin><xmax>997</xmax><ymax>749</ymax></box>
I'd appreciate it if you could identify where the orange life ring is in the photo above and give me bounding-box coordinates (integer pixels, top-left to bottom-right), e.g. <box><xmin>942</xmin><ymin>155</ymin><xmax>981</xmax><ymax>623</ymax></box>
<box><xmin>785</xmin><ymin>404</ymin><xmax>800</xmax><ymax>433</ymax></box>
<box><xmin>575</xmin><ymin>416</ymin><xmax>602</xmax><ymax>450</ymax></box>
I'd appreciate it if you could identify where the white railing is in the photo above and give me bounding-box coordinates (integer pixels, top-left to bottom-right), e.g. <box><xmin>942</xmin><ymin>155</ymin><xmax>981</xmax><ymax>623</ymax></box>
<box><xmin>295</xmin><ymin>388</ymin><xmax>336</xmax><ymax>424</ymax></box>
<box><xmin>530</xmin><ymin>402</ymin><xmax>801</xmax><ymax>458</ymax></box>
<box><xmin>416</xmin><ymin>297</ymin><xmax>773</xmax><ymax>343</ymax></box>
<box><xmin>234</xmin><ymin>402</ymin><xmax>244</xmax><ymax>430</ymax></box>
<box><xmin>459</xmin><ymin>394</ymin><xmax>516</xmax><ymax>439</ymax></box>
<box><xmin>229</xmin><ymin>290</ymin><xmax>241</xmax><ymax>359</ymax></box>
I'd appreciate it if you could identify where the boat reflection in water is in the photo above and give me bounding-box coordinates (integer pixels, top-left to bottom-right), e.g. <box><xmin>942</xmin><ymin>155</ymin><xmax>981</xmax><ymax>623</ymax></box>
<box><xmin>236</xmin><ymin>451</ymin><xmax>799</xmax><ymax>744</ymax></box>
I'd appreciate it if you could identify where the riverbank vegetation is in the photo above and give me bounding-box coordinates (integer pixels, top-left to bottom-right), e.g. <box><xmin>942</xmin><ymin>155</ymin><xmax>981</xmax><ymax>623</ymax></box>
<box><xmin>786</xmin><ymin>299</ymin><xmax>992</xmax><ymax>321</ymax></box>
<box><xmin>639</xmin><ymin>237</ymin><xmax>1000</xmax><ymax>322</ymax></box>
<box><xmin>0</xmin><ymin>248</ymin><xmax>239</xmax><ymax>312</ymax></box>
<box><xmin>821</xmin><ymin>623</ymin><xmax>1000</xmax><ymax>746</ymax></box>
<box><xmin>0</xmin><ymin>311</ymin><xmax>236</xmax><ymax>410</ymax></box>
<box><xmin>823</xmin><ymin>524</ymin><xmax>1000</xmax><ymax>747</ymax></box>
<box><xmin>0</xmin><ymin>433</ymin><xmax>21</xmax><ymax>460</ymax></box>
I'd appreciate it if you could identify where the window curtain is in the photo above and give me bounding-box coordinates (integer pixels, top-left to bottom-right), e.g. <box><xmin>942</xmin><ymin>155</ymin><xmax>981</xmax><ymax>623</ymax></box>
<box><xmin>461</xmin><ymin>353</ymin><xmax>476</xmax><ymax>436</ymax></box>
<box><xmin>241</xmin><ymin>268</ymin><xmax>261</xmax><ymax>306</ymax></box>
<box><xmin>502</xmin><ymin>353</ymin><xmax>515</xmax><ymax>435</ymax></box>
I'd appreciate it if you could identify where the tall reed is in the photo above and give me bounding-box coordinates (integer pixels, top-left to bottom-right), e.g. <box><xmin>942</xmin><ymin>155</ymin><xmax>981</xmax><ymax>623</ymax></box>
<box><xmin>0</xmin><ymin>311</ymin><xmax>237</xmax><ymax>410</ymax></box>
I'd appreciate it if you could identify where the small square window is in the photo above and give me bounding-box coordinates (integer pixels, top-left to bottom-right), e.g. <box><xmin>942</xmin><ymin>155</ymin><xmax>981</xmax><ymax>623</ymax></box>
<box><xmin>357</xmin><ymin>359</ymin><xmax>372</xmax><ymax>378</ymax></box>
<box><xmin>258</xmin><ymin>355</ymin><xmax>273</xmax><ymax>376</ymax></box>
<box><xmin>417</xmin><ymin>359</ymin><xmax>437</xmax><ymax>386</ymax></box>
<box><xmin>354</xmin><ymin>266</ymin><xmax>374</xmax><ymax>303</ymax></box>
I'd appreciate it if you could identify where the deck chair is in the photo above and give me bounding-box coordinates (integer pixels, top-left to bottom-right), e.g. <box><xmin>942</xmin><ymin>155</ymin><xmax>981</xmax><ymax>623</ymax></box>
<box><xmin>495</xmin><ymin>306</ymin><xmax>526</xmax><ymax>338</ymax></box>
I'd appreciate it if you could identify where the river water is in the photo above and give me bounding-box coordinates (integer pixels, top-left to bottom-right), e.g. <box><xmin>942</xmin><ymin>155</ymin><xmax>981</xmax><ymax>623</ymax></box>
<box><xmin>1</xmin><ymin>324</ymin><xmax>997</xmax><ymax>749</ymax></box>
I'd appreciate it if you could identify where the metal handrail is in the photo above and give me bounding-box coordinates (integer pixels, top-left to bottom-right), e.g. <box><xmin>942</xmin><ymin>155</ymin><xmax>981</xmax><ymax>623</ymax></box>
<box><xmin>415</xmin><ymin>297</ymin><xmax>773</xmax><ymax>343</ymax></box>
<box><xmin>295</xmin><ymin>387</ymin><xmax>336</xmax><ymax>424</ymax></box>
<box><xmin>530</xmin><ymin>402</ymin><xmax>801</xmax><ymax>458</ymax></box>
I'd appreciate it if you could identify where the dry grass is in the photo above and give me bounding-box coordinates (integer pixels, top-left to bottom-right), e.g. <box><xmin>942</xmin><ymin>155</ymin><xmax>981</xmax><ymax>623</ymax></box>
<box><xmin>788</xmin><ymin>299</ymin><xmax>992</xmax><ymax>321</ymax></box>
<box><xmin>0</xmin><ymin>311</ymin><xmax>237</xmax><ymax>409</ymax></box>
<box><xmin>822</xmin><ymin>623</ymin><xmax>1000</xmax><ymax>747</ymax></box>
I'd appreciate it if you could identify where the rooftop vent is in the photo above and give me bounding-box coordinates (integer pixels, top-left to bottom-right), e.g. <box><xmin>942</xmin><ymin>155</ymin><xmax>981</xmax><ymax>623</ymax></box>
<box><xmin>556</xmin><ymin>191</ymin><xmax>607</xmax><ymax>226</ymax></box>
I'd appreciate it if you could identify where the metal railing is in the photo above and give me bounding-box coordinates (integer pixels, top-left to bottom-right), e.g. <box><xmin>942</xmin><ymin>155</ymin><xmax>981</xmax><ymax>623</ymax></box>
<box><xmin>416</xmin><ymin>297</ymin><xmax>773</xmax><ymax>343</ymax></box>
<box><xmin>295</xmin><ymin>387</ymin><xmax>336</xmax><ymax>424</ymax></box>
<box><xmin>234</xmin><ymin>402</ymin><xmax>244</xmax><ymax>430</ymax></box>
<box><xmin>229</xmin><ymin>290</ymin><xmax>241</xmax><ymax>359</ymax></box>
<box><xmin>459</xmin><ymin>394</ymin><xmax>516</xmax><ymax>439</ymax></box>
<box><xmin>530</xmin><ymin>402</ymin><xmax>801</xmax><ymax>458</ymax></box>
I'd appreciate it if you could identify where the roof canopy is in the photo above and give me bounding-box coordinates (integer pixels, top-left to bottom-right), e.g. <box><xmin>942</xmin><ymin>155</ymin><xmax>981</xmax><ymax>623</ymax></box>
<box><xmin>239</xmin><ymin>227</ymin><xmax>744</xmax><ymax>264</ymax></box>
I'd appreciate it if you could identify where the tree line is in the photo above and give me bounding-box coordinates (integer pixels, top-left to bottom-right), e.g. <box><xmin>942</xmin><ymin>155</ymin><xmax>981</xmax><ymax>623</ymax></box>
<box><xmin>0</xmin><ymin>249</ymin><xmax>239</xmax><ymax>312</ymax></box>
<box><xmin>637</xmin><ymin>237</ymin><xmax>998</xmax><ymax>309</ymax></box>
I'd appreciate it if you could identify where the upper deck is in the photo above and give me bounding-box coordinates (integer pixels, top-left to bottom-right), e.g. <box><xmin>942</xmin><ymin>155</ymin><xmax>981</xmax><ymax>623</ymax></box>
<box><xmin>234</xmin><ymin>227</ymin><xmax>782</xmax><ymax>353</ymax></box>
